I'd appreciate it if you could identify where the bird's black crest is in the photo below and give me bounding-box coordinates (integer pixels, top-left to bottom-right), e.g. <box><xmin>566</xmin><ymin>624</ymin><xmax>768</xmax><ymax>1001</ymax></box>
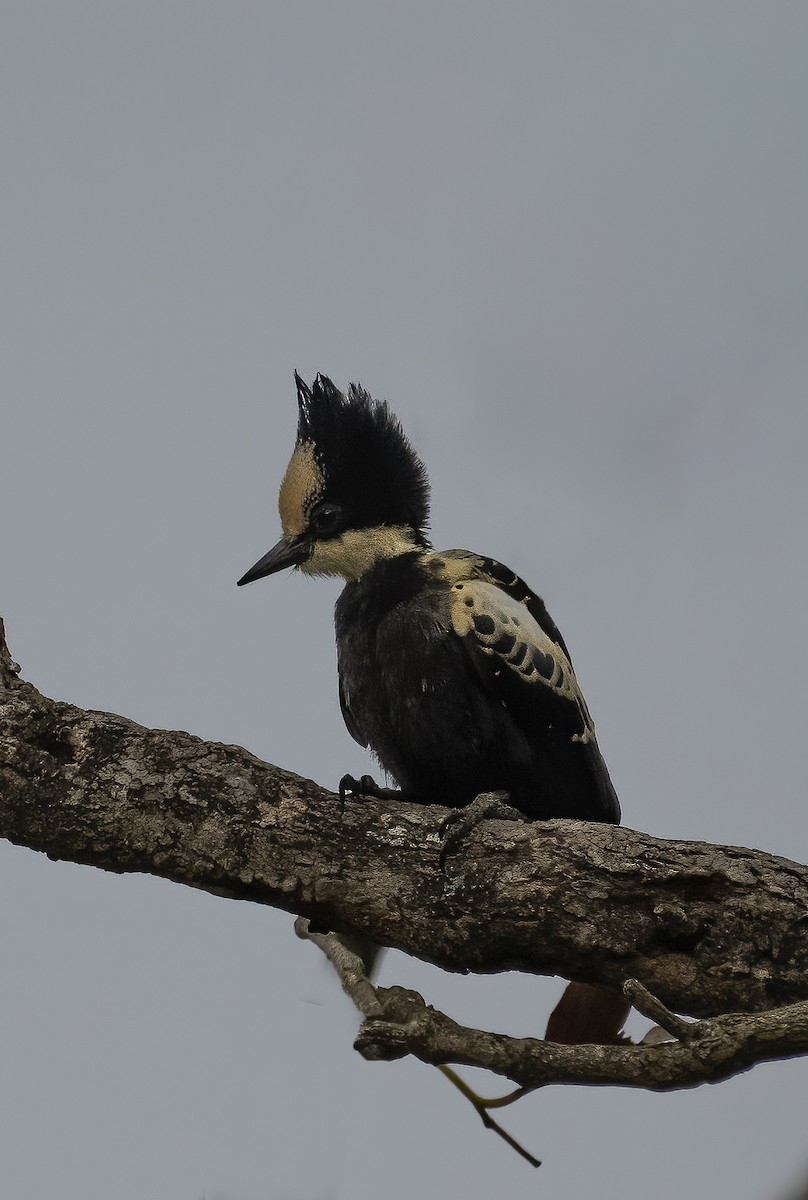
<box><xmin>292</xmin><ymin>373</ymin><xmax>431</xmax><ymax>541</ymax></box>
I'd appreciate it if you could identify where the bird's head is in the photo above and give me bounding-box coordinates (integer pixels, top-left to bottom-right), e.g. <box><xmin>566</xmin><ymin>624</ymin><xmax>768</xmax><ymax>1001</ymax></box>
<box><xmin>237</xmin><ymin>373</ymin><xmax>431</xmax><ymax>585</ymax></box>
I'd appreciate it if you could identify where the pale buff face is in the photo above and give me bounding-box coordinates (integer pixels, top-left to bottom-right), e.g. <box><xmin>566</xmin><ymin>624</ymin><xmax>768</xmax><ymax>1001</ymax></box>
<box><xmin>278</xmin><ymin>442</ymin><xmax>323</xmax><ymax>537</ymax></box>
<box><xmin>278</xmin><ymin>440</ymin><xmax>420</xmax><ymax>580</ymax></box>
<box><xmin>301</xmin><ymin>525</ymin><xmax>420</xmax><ymax>581</ymax></box>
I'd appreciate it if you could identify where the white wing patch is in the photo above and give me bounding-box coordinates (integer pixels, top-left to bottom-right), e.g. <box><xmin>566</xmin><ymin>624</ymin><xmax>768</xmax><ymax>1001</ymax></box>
<box><xmin>449</xmin><ymin>577</ymin><xmax>595</xmax><ymax>743</ymax></box>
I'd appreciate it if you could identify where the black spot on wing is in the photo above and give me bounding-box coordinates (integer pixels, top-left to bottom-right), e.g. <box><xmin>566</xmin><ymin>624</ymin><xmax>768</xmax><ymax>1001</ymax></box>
<box><xmin>531</xmin><ymin>648</ymin><xmax>556</xmax><ymax>680</ymax></box>
<box><xmin>493</xmin><ymin>631</ymin><xmax>516</xmax><ymax>655</ymax></box>
<box><xmin>473</xmin><ymin>613</ymin><xmax>496</xmax><ymax>636</ymax></box>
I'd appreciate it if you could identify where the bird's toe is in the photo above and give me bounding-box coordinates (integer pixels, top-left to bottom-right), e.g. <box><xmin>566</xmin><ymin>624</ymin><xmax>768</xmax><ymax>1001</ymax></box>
<box><xmin>438</xmin><ymin>790</ymin><xmax>524</xmax><ymax>868</ymax></box>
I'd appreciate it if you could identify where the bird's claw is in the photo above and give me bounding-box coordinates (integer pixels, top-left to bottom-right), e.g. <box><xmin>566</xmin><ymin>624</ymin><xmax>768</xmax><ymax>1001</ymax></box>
<box><xmin>339</xmin><ymin>773</ymin><xmax>363</xmax><ymax>803</ymax></box>
<box><xmin>438</xmin><ymin>790</ymin><xmax>525</xmax><ymax>869</ymax></box>
<box><xmin>338</xmin><ymin>773</ymin><xmax>401</xmax><ymax>805</ymax></box>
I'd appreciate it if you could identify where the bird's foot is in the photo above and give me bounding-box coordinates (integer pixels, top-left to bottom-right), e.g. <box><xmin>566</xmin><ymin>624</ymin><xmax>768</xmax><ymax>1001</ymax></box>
<box><xmin>438</xmin><ymin>790</ymin><xmax>525</xmax><ymax>868</ymax></box>
<box><xmin>338</xmin><ymin>773</ymin><xmax>401</xmax><ymax>805</ymax></box>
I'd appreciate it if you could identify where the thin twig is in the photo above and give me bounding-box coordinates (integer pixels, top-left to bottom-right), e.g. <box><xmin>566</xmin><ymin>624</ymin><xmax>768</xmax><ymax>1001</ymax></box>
<box><xmin>623</xmin><ymin>978</ymin><xmax>696</xmax><ymax>1041</ymax></box>
<box><xmin>295</xmin><ymin>918</ymin><xmax>542</xmax><ymax>1167</ymax></box>
<box><xmin>437</xmin><ymin>1066</ymin><xmax>541</xmax><ymax>1168</ymax></box>
<box><xmin>293</xmin><ymin>917</ymin><xmax>382</xmax><ymax>1017</ymax></box>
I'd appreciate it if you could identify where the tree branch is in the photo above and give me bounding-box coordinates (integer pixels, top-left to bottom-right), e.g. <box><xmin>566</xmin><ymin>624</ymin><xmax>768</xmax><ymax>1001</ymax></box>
<box><xmin>3</xmin><ymin>613</ymin><xmax>808</xmax><ymax>1040</ymax></box>
<box><xmin>354</xmin><ymin>980</ymin><xmax>808</xmax><ymax>1093</ymax></box>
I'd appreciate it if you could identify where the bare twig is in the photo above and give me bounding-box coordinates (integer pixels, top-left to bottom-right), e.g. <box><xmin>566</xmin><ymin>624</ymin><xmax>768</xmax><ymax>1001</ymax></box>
<box><xmin>436</xmin><ymin>1065</ymin><xmax>540</xmax><ymax>1168</ymax></box>
<box><xmin>294</xmin><ymin>917</ymin><xmax>382</xmax><ymax>1017</ymax></box>
<box><xmin>623</xmin><ymin>978</ymin><xmax>696</xmax><ymax>1041</ymax></box>
<box><xmin>294</xmin><ymin>917</ymin><xmax>543</xmax><ymax>1167</ymax></box>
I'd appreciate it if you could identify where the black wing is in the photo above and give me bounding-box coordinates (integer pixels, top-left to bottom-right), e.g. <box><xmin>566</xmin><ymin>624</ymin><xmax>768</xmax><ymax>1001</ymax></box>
<box><xmin>439</xmin><ymin>551</ymin><xmax>620</xmax><ymax>823</ymax></box>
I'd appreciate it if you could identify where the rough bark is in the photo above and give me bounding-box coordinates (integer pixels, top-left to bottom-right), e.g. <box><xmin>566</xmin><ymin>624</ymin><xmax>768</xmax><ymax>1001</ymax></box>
<box><xmin>3</xmin><ymin>614</ymin><xmax>808</xmax><ymax>1097</ymax></box>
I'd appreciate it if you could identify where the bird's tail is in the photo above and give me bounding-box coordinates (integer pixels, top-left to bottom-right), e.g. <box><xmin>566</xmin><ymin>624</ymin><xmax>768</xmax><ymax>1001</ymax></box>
<box><xmin>545</xmin><ymin>981</ymin><xmax>631</xmax><ymax>1045</ymax></box>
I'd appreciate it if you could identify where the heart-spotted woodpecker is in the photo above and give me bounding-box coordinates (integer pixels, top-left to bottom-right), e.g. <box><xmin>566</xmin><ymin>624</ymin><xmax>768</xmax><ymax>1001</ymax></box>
<box><xmin>238</xmin><ymin>372</ymin><xmax>620</xmax><ymax>832</ymax></box>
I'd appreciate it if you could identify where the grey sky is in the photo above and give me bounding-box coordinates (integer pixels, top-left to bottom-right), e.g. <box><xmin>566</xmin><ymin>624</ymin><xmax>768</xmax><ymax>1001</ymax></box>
<box><xmin>2</xmin><ymin>3</ymin><xmax>807</xmax><ymax>1197</ymax></box>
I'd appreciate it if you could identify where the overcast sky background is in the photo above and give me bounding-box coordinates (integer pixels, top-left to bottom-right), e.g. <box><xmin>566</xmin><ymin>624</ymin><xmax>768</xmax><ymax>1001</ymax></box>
<box><xmin>2</xmin><ymin>3</ymin><xmax>808</xmax><ymax>1198</ymax></box>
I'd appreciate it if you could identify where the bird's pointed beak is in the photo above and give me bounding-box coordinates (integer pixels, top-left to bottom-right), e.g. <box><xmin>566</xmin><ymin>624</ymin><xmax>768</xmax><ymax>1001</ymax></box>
<box><xmin>237</xmin><ymin>535</ymin><xmax>309</xmax><ymax>586</ymax></box>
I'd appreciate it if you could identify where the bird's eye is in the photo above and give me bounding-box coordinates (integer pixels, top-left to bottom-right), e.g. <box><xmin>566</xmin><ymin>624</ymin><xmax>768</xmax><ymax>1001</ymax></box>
<box><xmin>311</xmin><ymin>503</ymin><xmax>343</xmax><ymax>534</ymax></box>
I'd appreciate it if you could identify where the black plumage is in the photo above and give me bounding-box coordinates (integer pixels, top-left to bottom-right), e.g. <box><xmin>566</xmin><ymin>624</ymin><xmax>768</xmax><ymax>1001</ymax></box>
<box><xmin>294</xmin><ymin>372</ymin><xmax>431</xmax><ymax>542</ymax></box>
<box><xmin>238</xmin><ymin>374</ymin><xmax>620</xmax><ymax>827</ymax></box>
